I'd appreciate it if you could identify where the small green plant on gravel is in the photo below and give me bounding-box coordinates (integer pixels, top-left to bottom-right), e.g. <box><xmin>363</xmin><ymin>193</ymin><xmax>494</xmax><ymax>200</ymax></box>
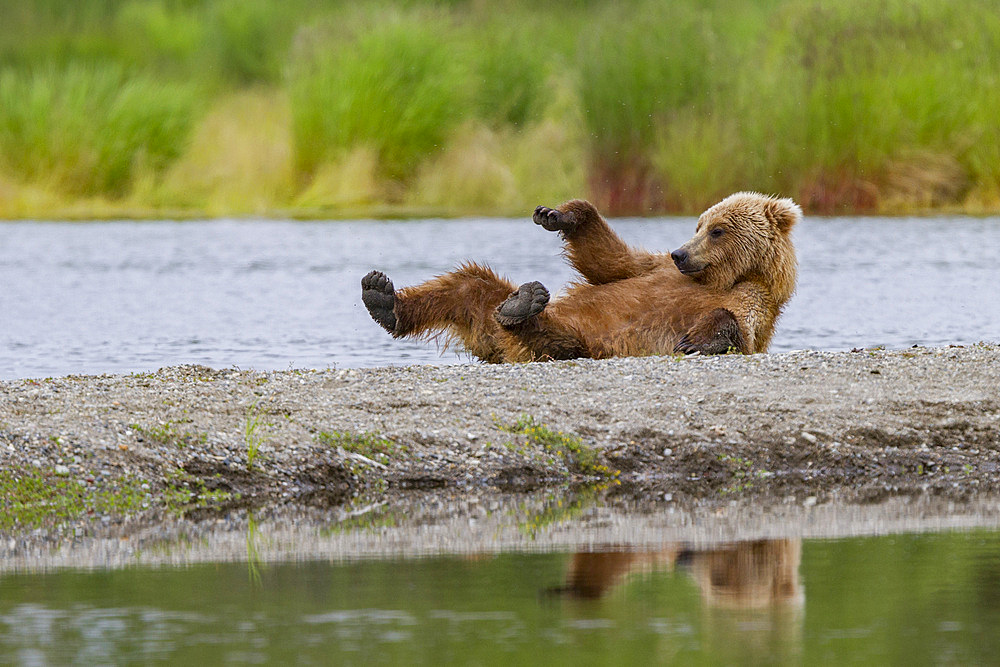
<box><xmin>244</xmin><ymin>400</ymin><xmax>270</xmax><ymax>468</ymax></box>
<box><xmin>496</xmin><ymin>415</ymin><xmax>617</xmax><ymax>478</ymax></box>
<box><xmin>315</xmin><ymin>430</ymin><xmax>407</xmax><ymax>463</ymax></box>
<box><xmin>718</xmin><ymin>454</ymin><xmax>753</xmax><ymax>468</ymax></box>
<box><xmin>717</xmin><ymin>454</ymin><xmax>772</xmax><ymax>496</ymax></box>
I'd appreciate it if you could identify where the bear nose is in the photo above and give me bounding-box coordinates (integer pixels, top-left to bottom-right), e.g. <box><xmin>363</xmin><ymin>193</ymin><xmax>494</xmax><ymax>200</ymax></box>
<box><xmin>670</xmin><ymin>249</ymin><xmax>688</xmax><ymax>266</ymax></box>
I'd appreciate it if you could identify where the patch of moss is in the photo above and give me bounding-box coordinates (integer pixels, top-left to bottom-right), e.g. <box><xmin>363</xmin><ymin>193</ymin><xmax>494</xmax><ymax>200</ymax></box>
<box><xmin>0</xmin><ymin>467</ymin><xmax>240</xmax><ymax>532</ymax></box>
<box><xmin>0</xmin><ymin>469</ymin><xmax>150</xmax><ymax>531</ymax></box>
<box><xmin>496</xmin><ymin>415</ymin><xmax>618</xmax><ymax>478</ymax></box>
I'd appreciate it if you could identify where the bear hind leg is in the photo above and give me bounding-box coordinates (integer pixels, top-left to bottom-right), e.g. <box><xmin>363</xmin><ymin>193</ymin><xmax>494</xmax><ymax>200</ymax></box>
<box><xmin>361</xmin><ymin>270</ymin><xmax>398</xmax><ymax>333</ymax></box>
<box><xmin>495</xmin><ymin>281</ymin><xmax>549</xmax><ymax>327</ymax></box>
<box><xmin>493</xmin><ymin>289</ymin><xmax>589</xmax><ymax>361</ymax></box>
<box><xmin>363</xmin><ymin>263</ymin><xmax>515</xmax><ymax>363</ymax></box>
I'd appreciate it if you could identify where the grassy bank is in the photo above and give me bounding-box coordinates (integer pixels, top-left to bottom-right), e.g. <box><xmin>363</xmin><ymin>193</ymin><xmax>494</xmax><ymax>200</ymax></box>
<box><xmin>2</xmin><ymin>0</ymin><xmax>999</xmax><ymax>219</ymax></box>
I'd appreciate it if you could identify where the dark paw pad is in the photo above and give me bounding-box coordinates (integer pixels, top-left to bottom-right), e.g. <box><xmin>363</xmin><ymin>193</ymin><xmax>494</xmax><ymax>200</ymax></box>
<box><xmin>362</xmin><ymin>270</ymin><xmax>397</xmax><ymax>333</ymax></box>
<box><xmin>533</xmin><ymin>205</ymin><xmax>578</xmax><ymax>233</ymax></box>
<box><xmin>495</xmin><ymin>281</ymin><xmax>549</xmax><ymax>327</ymax></box>
<box><xmin>674</xmin><ymin>309</ymin><xmax>744</xmax><ymax>355</ymax></box>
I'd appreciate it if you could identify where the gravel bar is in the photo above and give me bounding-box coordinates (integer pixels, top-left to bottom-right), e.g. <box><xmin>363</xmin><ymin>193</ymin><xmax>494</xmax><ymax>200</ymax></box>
<box><xmin>2</xmin><ymin>344</ymin><xmax>1000</xmax><ymax>565</ymax></box>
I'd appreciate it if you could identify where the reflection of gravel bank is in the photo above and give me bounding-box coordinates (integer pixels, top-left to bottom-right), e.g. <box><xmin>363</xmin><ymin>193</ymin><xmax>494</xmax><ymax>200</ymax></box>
<box><xmin>2</xmin><ymin>345</ymin><xmax>1000</xmax><ymax>545</ymax></box>
<box><xmin>4</xmin><ymin>490</ymin><xmax>1000</xmax><ymax>572</ymax></box>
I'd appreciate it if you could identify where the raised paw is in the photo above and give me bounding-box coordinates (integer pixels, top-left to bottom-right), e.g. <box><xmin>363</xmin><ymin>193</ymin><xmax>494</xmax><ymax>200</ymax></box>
<box><xmin>495</xmin><ymin>281</ymin><xmax>550</xmax><ymax>327</ymax></box>
<box><xmin>674</xmin><ymin>308</ymin><xmax>744</xmax><ymax>356</ymax></box>
<box><xmin>361</xmin><ymin>270</ymin><xmax>397</xmax><ymax>333</ymax></box>
<box><xmin>533</xmin><ymin>205</ymin><xmax>578</xmax><ymax>233</ymax></box>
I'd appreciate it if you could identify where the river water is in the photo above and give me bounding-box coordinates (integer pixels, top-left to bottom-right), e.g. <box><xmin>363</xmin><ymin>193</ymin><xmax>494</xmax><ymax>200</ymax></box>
<box><xmin>2</xmin><ymin>530</ymin><xmax>999</xmax><ymax>664</ymax></box>
<box><xmin>2</xmin><ymin>215</ymin><xmax>999</xmax><ymax>379</ymax></box>
<box><xmin>3</xmin><ymin>216</ymin><xmax>1000</xmax><ymax>662</ymax></box>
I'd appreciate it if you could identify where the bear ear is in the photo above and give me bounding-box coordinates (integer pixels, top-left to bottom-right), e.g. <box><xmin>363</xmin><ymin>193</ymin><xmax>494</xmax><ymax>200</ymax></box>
<box><xmin>763</xmin><ymin>197</ymin><xmax>801</xmax><ymax>232</ymax></box>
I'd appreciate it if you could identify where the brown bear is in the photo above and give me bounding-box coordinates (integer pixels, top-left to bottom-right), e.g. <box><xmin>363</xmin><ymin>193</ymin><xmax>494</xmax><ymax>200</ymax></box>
<box><xmin>361</xmin><ymin>192</ymin><xmax>799</xmax><ymax>362</ymax></box>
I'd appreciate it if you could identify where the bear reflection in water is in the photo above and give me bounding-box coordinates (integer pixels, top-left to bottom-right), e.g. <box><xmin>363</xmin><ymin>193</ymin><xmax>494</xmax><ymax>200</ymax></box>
<box><xmin>552</xmin><ymin>539</ymin><xmax>803</xmax><ymax>609</ymax></box>
<box><xmin>363</xmin><ymin>193</ymin><xmax>800</xmax><ymax>362</ymax></box>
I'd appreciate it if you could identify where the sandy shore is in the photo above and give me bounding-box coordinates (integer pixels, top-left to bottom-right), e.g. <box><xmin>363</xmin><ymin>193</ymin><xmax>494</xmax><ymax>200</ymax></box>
<box><xmin>2</xmin><ymin>344</ymin><xmax>1000</xmax><ymax>561</ymax></box>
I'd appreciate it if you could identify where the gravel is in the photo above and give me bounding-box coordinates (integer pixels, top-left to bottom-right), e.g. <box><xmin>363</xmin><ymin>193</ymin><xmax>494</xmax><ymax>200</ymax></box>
<box><xmin>2</xmin><ymin>344</ymin><xmax>1000</xmax><ymax>563</ymax></box>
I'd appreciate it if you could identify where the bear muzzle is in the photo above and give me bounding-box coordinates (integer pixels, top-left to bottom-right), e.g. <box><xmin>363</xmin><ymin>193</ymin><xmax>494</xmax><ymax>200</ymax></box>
<box><xmin>671</xmin><ymin>247</ymin><xmax>709</xmax><ymax>276</ymax></box>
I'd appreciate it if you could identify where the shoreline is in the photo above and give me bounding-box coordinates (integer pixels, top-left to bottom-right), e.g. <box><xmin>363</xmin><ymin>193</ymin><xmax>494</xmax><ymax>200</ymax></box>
<box><xmin>3</xmin><ymin>345</ymin><xmax>1000</xmax><ymax>556</ymax></box>
<box><xmin>2</xmin><ymin>201</ymin><xmax>998</xmax><ymax>223</ymax></box>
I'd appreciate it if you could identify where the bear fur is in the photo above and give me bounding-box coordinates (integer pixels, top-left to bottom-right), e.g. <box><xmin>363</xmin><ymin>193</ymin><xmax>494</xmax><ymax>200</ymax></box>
<box><xmin>362</xmin><ymin>192</ymin><xmax>800</xmax><ymax>362</ymax></box>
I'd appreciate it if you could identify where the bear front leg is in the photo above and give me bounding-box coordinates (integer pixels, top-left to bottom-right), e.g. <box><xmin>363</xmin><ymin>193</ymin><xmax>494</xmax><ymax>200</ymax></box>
<box><xmin>533</xmin><ymin>199</ymin><xmax>661</xmax><ymax>285</ymax></box>
<box><xmin>533</xmin><ymin>206</ymin><xmax>580</xmax><ymax>233</ymax></box>
<box><xmin>675</xmin><ymin>308</ymin><xmax>747</xmax><ymax>355</ymax></box>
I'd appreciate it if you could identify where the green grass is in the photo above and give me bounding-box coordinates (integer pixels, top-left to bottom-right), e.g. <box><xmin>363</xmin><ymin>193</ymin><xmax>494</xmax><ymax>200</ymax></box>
<box><xmin>288</xmin><ymin>7</ymin><xmax>471</xmax><ymax>182</ymax></box>
<box><xmin>244</xmin><ymin>400</ymin><xmax>269</xmax><ymax>468</ymax></box>
<box><xmin>0</xmin><ymin>63</ymin><xmax>197</xmax><ymax>196</ymax></box>
<box><xmin>4</xmin><ymin>0</ymin><xmax>1000</xmax><ymax>216</ymax></box>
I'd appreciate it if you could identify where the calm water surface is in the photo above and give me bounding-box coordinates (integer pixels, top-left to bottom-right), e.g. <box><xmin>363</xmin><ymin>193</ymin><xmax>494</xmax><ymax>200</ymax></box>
<box><xmin>1</xmin><ymin>531</ymin><xmax>999</xmax><ymax>664</ymax></box>
<box><xmin>2</xmin><ymin>216</ymin><xmax>999</xmax><ymax>378</ymax></box>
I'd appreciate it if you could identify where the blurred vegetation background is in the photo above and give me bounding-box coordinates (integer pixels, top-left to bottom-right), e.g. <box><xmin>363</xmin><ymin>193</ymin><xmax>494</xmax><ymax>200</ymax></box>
<box><xmin>1</xmin><ymin>0</ymin><xmax>999</xmax><ymax>218</ymax></box>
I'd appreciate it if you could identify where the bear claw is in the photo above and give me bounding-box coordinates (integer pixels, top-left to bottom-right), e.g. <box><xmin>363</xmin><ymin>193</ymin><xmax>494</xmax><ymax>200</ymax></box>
<box><xmin>674</xmin><ymin>331</ymin><xmax>737</xmax><ymax>356</ymax></box>
<box><xmin>533</xmin><ymin>206</ymin><xmax>578</xmax><ymax>233</ymax></box>
<box><xmin>362</xmin><ymin>270</ymin><xmax>397</xmax><ymax>333</ymax></box>
<box><xmin>674</xmin><ymin>308</ymin><xmax>743</xmax><ymax>355</ymax></box>
<box><xmin>495</xmin><ymin>281</ymin><xmax>549</xmax><ymax>327</ymax></box>
<box><xmin>674</xmin><ymin>334</ymin><xmax>702</xmax><ymax>355</ymax></box>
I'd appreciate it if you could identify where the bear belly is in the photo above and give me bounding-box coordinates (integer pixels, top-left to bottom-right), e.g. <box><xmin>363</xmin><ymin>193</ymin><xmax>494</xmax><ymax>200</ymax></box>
<box><xmin>548</xmin><ymin>271</ymin><xmax>714</xmax><ymax>357</ymax></box>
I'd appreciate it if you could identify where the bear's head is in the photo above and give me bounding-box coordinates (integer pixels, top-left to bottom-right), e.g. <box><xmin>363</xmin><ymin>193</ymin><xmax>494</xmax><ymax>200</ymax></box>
<box><xmin>670</xmin><ymin>192</ymin><xmax>800</xmax><ymax>304</ymax></box>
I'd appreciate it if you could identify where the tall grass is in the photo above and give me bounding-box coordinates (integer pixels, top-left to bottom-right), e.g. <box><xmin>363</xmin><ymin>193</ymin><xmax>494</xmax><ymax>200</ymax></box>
<box><xmin>155</xmin><ymin>89</ymin><xmax>294</xmax><ymax>214</ymax></box>
<box><xmin>288</xmin><ymin>9</ymin><xmax>472</xmax><ymax>183</ymax></box>
<box><xmin>0</xmin><ymin>64</ymin><xmax>197</xmax><ymax>196</ymax></box>
<box><xmin>2</xmin><ymin>0</ymin><xmax>1000</xmax><ymax>216</ymax></box>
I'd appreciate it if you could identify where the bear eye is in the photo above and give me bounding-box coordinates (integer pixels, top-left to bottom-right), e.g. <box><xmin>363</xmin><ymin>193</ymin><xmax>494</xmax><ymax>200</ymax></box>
<box><xmin>710</xmin><ymin>227</ymin><xmax>724</xmax><ymax>239</ymax></box>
